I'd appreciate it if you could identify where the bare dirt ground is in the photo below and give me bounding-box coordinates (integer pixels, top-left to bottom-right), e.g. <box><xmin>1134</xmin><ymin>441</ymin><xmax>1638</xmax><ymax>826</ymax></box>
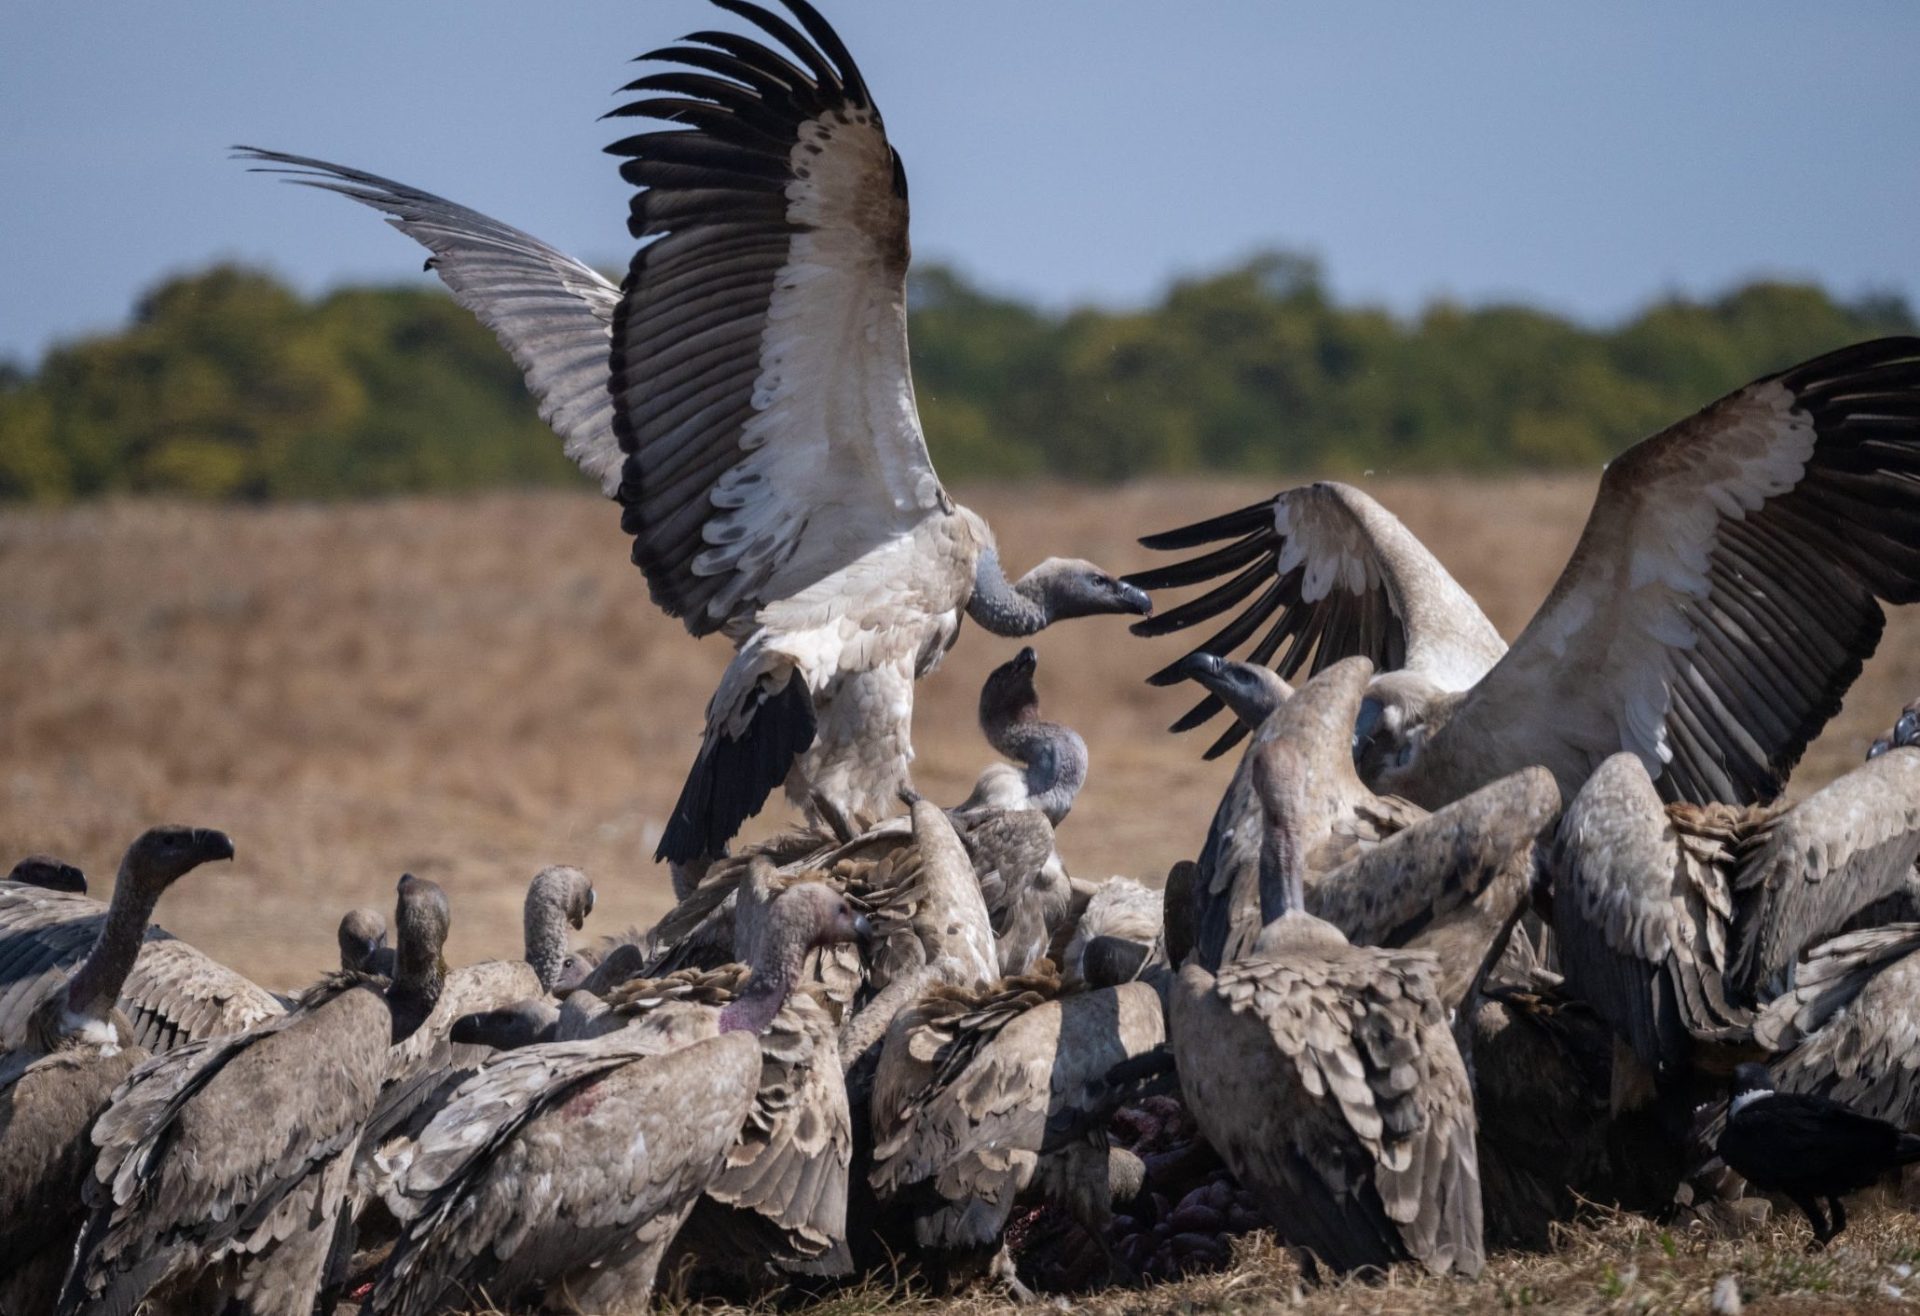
<box><xmin>4</xmin><ymin>474</ymin><xmax>1917</xmax><ymax>991</ymax></box>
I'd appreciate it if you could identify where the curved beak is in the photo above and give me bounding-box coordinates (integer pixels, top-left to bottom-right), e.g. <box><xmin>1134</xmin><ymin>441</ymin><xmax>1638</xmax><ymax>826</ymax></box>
<box><xmin>193</xmin><ymin>829</ymin><xmax>236</xmax><ymax>863</ymax></box>
<box><xmin>1173</xmin><ymin>651</ymin><xmax>1226</xmax><ymax>687</ymax></box>
<box><xmin>1117</xmin><ymin>582</ymin><xmax>1153</xmax><ymax>617</ymax></box>
<box><xmin>852</xmin><ymin>912</ymin><xmax>876</xmax><ymax>950</ymax></box>
<box><xmin>1012</xmin><ymin>646</ymin><xmax>1038</xmax><ymax>676</ymax></box>
<box><xmin>1352</xmin><ymin>697</ymin><xmax>1386</xmax><ymax>763</ymax></box>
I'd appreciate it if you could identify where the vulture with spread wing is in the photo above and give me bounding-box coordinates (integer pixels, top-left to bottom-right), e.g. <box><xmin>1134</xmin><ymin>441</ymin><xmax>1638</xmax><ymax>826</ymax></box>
<box><xmin>1130</xmin><ymin>339</ymin><xmax>1920</xmax><ymax>811</ymax></box>
<box><xmin>237</xmin><ymin>0</ymin><xmax>1147</xmax><ymax>874</ymax></box>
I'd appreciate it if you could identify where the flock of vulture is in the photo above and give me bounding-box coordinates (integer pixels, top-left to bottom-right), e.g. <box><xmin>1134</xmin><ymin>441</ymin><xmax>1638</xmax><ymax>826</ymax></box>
<box><xmin>8</xmin><ymin>1</ymin><xmax>1920</xmax><ymax>1312</ymax></box>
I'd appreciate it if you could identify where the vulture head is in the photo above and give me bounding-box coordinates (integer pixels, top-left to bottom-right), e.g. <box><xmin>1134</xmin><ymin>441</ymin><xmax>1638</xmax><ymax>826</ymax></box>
<box><xmin>527</xmin><ymin>865</ymin><xmax>596</xmax><ymax>931</ymax></box>
<box><xmin>979</xmin><ymin>645</ymin><xmax>1041</xmax><ymax>733</ymax></box>
<box><xmin>1022</xmin><ymin>558</ymin><xmax>1153</xmax><ymax>624</ymax></box>
<box><xmin>121</xmin><ymin>825</ymin><xmax>236</xmax><ymax>896</ymax></box>
<box><xmin>337</xmin><ymin>907</ymin><xmax>390</xmax><ymax>975</ymax></box>
<box><xmin>7</xmin><ymin>853</ymin><xmax>88</xmax><ymax>893</ymax></box>
<box><xmin>452</xmin><ymin>998</ymin><xmax>561</xmax><ymax>1050</ymax></box>
<box><xmin>1173</xmin><ymin>652</ymin><xmax>1294</xmax><ymax>729</ymax></box>
<box><xmin>1352</xmin><ymin>668</ymin><xmax>1455</xmax><ymax>794</ymax></box>
<box><xmin>393</xmin><ymin>873</ymin><xmax>452</xmax><ymax>997</ymax></box>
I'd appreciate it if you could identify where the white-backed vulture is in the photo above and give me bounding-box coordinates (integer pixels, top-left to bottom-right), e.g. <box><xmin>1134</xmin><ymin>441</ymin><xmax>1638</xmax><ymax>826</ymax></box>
<box><xmin>366</xmin><ymin>883</ymin><xmax>868</xmax><ymax>1316</ymax></box>
<box><xmin>236</xmin><ymin>0</ymin><xmax>1149</xmax><ymax>874</ymax></box>
<box><xmin>1551</xmin><ymin>748</ymin><xmax>1920</xmax><ymax>1078</ymax></box>
<box><xmin>1131</xmin><ymin>338</ymin><xmax>1920</xmax><ymax>812</ymax></box>
<box><xmin>337</xmin><ymin>907</ymin><xmax>393</xmax><ymax>977</ymax></box>
<box><xmin>0</xmin><ymin>827</ymin><xmax>233</xmax><ymax>1316</ymax></box>
<box><xmin>60</xmin><ymin>874</ymin><xmax>452</xmax><ymax>1316</ymax></box>
<box><xmin>1753</xmin><ymin>923</ymin><xmax>1920</xmax><ymax>1131</ymax></box>
<box><xmin>1180</xmin><ymin>652</ymin><xmax>1549</xmax><ymax>986</ymax></box>
<box><xmin>1171</xmin><ymin>740</ymin><xmax>1484</xmax><ymax>1279</ymax></box>
<box><xmin>869</xmin><ymin>969</ymin><xmax>1164</xmax><ymax>1293</ymax></box>
<box><xmin>0</xmin><ymin>864</ymin><xmax>281</xmax><ymax>1057</ymax></box>
<box><xmin>1059</xmin><ymin>876</ymin><xmax>1161</xmax><ymax>989</ymax></box>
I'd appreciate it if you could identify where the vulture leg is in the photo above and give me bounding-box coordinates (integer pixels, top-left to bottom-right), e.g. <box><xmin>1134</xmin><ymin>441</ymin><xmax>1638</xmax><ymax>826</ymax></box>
<box><xmin>1826</xmin><ymin>1196</ymin><xmax>1848</xmax><ymax>1243</ymax></box>
<box><xmin>987</xmin><ymin>1244</ymin><xmax>1038</xmax><ymax>1303</ymax></box>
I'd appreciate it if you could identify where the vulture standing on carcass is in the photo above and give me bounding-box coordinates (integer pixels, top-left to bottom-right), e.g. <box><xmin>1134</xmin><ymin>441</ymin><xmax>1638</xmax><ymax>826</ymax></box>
<box><xmin>365</xmin><ymin>883</ymin><xmax>868</xmax><ymax>1316</ymax></box>
<box><xmin>1130</xmin><ymin>338</ymin><xmax>1920</xmax><ymax>813</ymax></box>
<box><xmin>1550</xmin><ymin>745</ymin><xmax>1920</xmax><ymax>1084</ymax></box>
<box><xmin>0</xmin><ymin>826</ymin><xmax>234</xmax><ymax>1316</ymax></box>
<box><xmin>1171</xmin><ymin>739</ymin><xmax>1485</xmax><ymax>1279</ymax></box>
<box><xmin>236</xmin><ymin>0</ymin><xmax>1149</xmax><ymax>879</ymax></box>
<box><xmin>59</xmin><ymin>875</ymin><xmax>452</xmax><ymax>1316</ymax></box>
<box><xmin>0</xmin><ymin>849</ymin><xmax>281</xmax><ymax>1057</ymax></box>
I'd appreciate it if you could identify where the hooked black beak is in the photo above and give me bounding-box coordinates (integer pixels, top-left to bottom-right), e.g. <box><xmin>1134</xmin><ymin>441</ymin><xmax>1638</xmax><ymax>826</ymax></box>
<box><xmin>1899</xmin><ymin>709</ymin><xmax>1920</xmax><ymax>748</ymax></box>
<box><xmin>193</xmin><ymin>829</ymin><xmax>236</xmax><ymax>863</ymax></box>
<box><xmin>1173</xmin><ymin>652</ymin><xmax>1226</xmax><ymax>686</ymax></box>
<box><xmin>852</xmin><ymin>912</ymin><xmax>876</xmax><ymax>949</ymax></box>
<box><xmin>1116</xmin><ymin>582</ymin><xmax>1153</xmax><ymax>617</ymax></box>
<box><xmin>1012</xmin><ymin>645</ymin><xmax>1038</xmax><ymax>675</ymax></box>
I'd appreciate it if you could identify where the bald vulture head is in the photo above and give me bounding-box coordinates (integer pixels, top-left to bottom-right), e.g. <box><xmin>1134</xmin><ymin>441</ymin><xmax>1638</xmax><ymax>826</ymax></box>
<box><xmin>978</xmin><ymin>644</ymin><xmax>1042</xmax><ymax>733</ymax></box>
<box><xmin>1173</xmin><ymin>652</ymin><xmax>1294</xmax><ymax>729</ymax></box>
<box><xmin>7</xmin><ymin>854</ymin><xmax>87</xmax><ymax>893</ymax></box>
<box><xmin>337</xmin><ymin>907</ymin><xmax>390</xmax><ymax>975</ymax></box>
<box><xmin>1352</xmin><ymin>667</ymin><xmax>1460</xmax><ymax>794</ymax></box>
<box><xmin>1017</xmin><ymin>558</ymin><xmax>1153</xmax><ymax>625</ymax></box>
<box><xmin>391</xmin><ymin>874</ymin><xmax>452</xmax><ymax>1031</ymax></box>
<box><xmin>451</xmin><ymin>997</ymin><xmax>562</xmax><ymax>1050</ymax></box>
<box><xmin>119</xmin><ymin>826</ymin><xmax>236</xmax><ymax>896</ymax></box>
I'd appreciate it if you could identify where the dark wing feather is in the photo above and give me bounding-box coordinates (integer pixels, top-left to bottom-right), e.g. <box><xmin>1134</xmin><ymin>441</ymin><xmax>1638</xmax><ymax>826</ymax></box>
<box><xmin>1127</xmin><ymin>483</ymin><xmax>1505</xmax><ymax>758</ymax></box>
<box><xmin>233</xmin><ymin>147</ymin><xmax>626</xmax><ymax>494</ymax></box>
<box><xmin>607</xmin><ymin>1</ymin><xmax>942</xmax><ymax>639</ymax></box>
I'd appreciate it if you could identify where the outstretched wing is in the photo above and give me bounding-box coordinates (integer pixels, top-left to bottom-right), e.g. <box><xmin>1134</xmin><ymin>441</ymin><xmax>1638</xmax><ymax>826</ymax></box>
<box><xmin>234</xmin><ymin>147</ymin><xmax>627</xmax><ymax>494</ymax></box>
<box><xmin>1455</xmin><ymin>337</ymin><xmax>1920</xmax><ymax>805</ymax></box>
<box><xmin>606</xmin><ymin>0</ymin><xmax>946</xmax><ymax>638</ymax></box>
<box><xmin>1127</xmin><ymin>482</ymin><xmax>1505</xmax><ymax>758</ymax></box>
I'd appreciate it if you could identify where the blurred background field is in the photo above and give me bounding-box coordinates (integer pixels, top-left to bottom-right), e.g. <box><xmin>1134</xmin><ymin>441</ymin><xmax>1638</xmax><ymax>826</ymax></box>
<box><xmin>5</xmin><ymin>472</ymin><xmax>1918</xmax><ymax>992</ymax></box>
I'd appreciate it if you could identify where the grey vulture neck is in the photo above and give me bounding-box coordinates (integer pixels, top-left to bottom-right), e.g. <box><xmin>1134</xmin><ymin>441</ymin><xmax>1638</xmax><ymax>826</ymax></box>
<box><xmin>65</xmin><ymin>827</ymin><xmax>234</xmax><ymax>1026</ymax></box>
<box><xmin>522</xmin><ymin>865</ymin><xmax>593</xmax><ymax>992</ymax></box>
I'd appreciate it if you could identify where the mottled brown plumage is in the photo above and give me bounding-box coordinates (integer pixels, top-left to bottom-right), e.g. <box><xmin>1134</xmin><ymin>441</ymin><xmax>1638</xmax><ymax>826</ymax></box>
<box><xmin>0</xmin><ymin>826</ymin><xmax>233</xmax><ymax>1316</ymax></box>
<box><xmin>62</xmin><ymin>874</ymin><xmax>451</xmax><ymax>1316</ymax></box>
<box><xmin>1172</xmin><ymin>741</ymin><xmax>1484</xmax><ymax>1278</ymax></box>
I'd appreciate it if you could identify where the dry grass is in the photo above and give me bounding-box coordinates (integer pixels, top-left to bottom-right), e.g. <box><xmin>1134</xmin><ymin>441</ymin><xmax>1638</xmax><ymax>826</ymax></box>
<box><xmin>5</xmin><ymin>474</ymin><xmax>1919</xmax><ymax>989</ymax></box>
<box><xmin>641</xmin><ymin>1200</ymin><xmax>1920</xmax><ymax>1316</ymax></box>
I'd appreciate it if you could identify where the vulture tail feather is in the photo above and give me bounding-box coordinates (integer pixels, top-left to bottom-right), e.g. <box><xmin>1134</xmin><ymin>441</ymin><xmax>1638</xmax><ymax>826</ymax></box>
<box><xmin>657</xmin><ymin>676</ymin><xmax>816</xmax><ymax>864</ymax></box>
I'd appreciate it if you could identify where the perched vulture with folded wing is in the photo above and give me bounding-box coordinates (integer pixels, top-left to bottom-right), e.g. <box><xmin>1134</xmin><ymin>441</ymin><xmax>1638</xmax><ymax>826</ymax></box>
<box><xmin>1171</xmin><ymin>740</ymin><xmax>1484</xmax><ymax>1279</ymax></box>
<box><xmin>1132</xmin><ymin>338</ymin><xmax>1920</xmax><ymax>812</ymax></box>
<box><xmin>237</xmin><ymin>0</ymin><xmax>1147</xmax><ymax>874</ymax></box>
<box><xmin>1551</xmin><ymin>746</ymin><xmax>1920</xmax><ymax>1079</ymax></box>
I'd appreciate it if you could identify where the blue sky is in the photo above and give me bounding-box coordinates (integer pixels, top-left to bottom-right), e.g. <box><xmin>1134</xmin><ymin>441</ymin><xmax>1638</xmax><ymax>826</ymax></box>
<box><xmin>4</xmin><ymin>1</ymin><xmax>1916</xmax><ymax>364</ymax></box>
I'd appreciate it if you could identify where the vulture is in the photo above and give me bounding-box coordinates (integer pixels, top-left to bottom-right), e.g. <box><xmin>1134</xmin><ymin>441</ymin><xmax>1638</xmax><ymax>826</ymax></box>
<box><xmin>0</xmin><ymin>857</ymin><xmax>282</xmax><ymax>1056</ymax></box>
<box><xmin>1752</xmin><ymin>923</ymin><xmax>1920</xmax><ymax>1132</ymax></box>
<box><xmin>1130</xmin><ymin>338</ymin><xmax>1920</xmax><ymax>812</ymax></box>
<box><xmin>337</xmin><ymin>906</ymin><xmax>393</xmax><ymax>977</ymax></box>
<box><xmin>869</xmin><ymin>969</ymin><xmax>1165</xmax><ymax>1294</ymax></box>
<box><xmin>1550</xmin><ymin>746</ymin><xmax>1920</xmax><ymax>1080</ymax></box>
<box><xmin>0</xmin><ymin>826</ymin><xmax>233</xmax><ymax>1316</ymax></box>
<box><xmin>1058</xmin><ymin>875</ymin><xmax>1162</xmax><ymax>989</ymax></box>
<box><xmin>1180</xmin><ymin>652</ymin><xmax>1553</xmax><ymax>988</ymax></box>
<box><xmin>365</xmin><ymin>883</ymin><xmax>868</xmax><ymax>1316</ymax></box>
<box><xmin>1170</xmin><ymin>740</ymin><xmax>1485</xmax><ymax>1279</ymax></box>
<box><xmin>237</xmin><ymin>0</ymin><xmax>1149</xmax><ymax>874</ymax></box>
<box><xmin>60</xmin><ymin>874</ymin><xmax>452</xmax><ymax>1316</ymax></box>
<box><xmin>5</xmin><ymin>854</ymin><xmax>86</xmax><ymax>894</ymax></box>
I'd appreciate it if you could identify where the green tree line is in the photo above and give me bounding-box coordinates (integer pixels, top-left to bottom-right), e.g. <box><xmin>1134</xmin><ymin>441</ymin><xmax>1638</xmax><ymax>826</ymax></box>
<box><xmin>1</xmin><ymin>255</ymin><xmax>1911</xmax><ymax>501</ymax></box>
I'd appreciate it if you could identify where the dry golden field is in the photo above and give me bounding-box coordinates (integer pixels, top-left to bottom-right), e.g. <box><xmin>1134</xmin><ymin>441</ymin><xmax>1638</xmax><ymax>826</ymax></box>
<box><xmin>5</xmin><ymin>474</ymin><xmax>1920</xmax><ymax>992</ymax></box>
